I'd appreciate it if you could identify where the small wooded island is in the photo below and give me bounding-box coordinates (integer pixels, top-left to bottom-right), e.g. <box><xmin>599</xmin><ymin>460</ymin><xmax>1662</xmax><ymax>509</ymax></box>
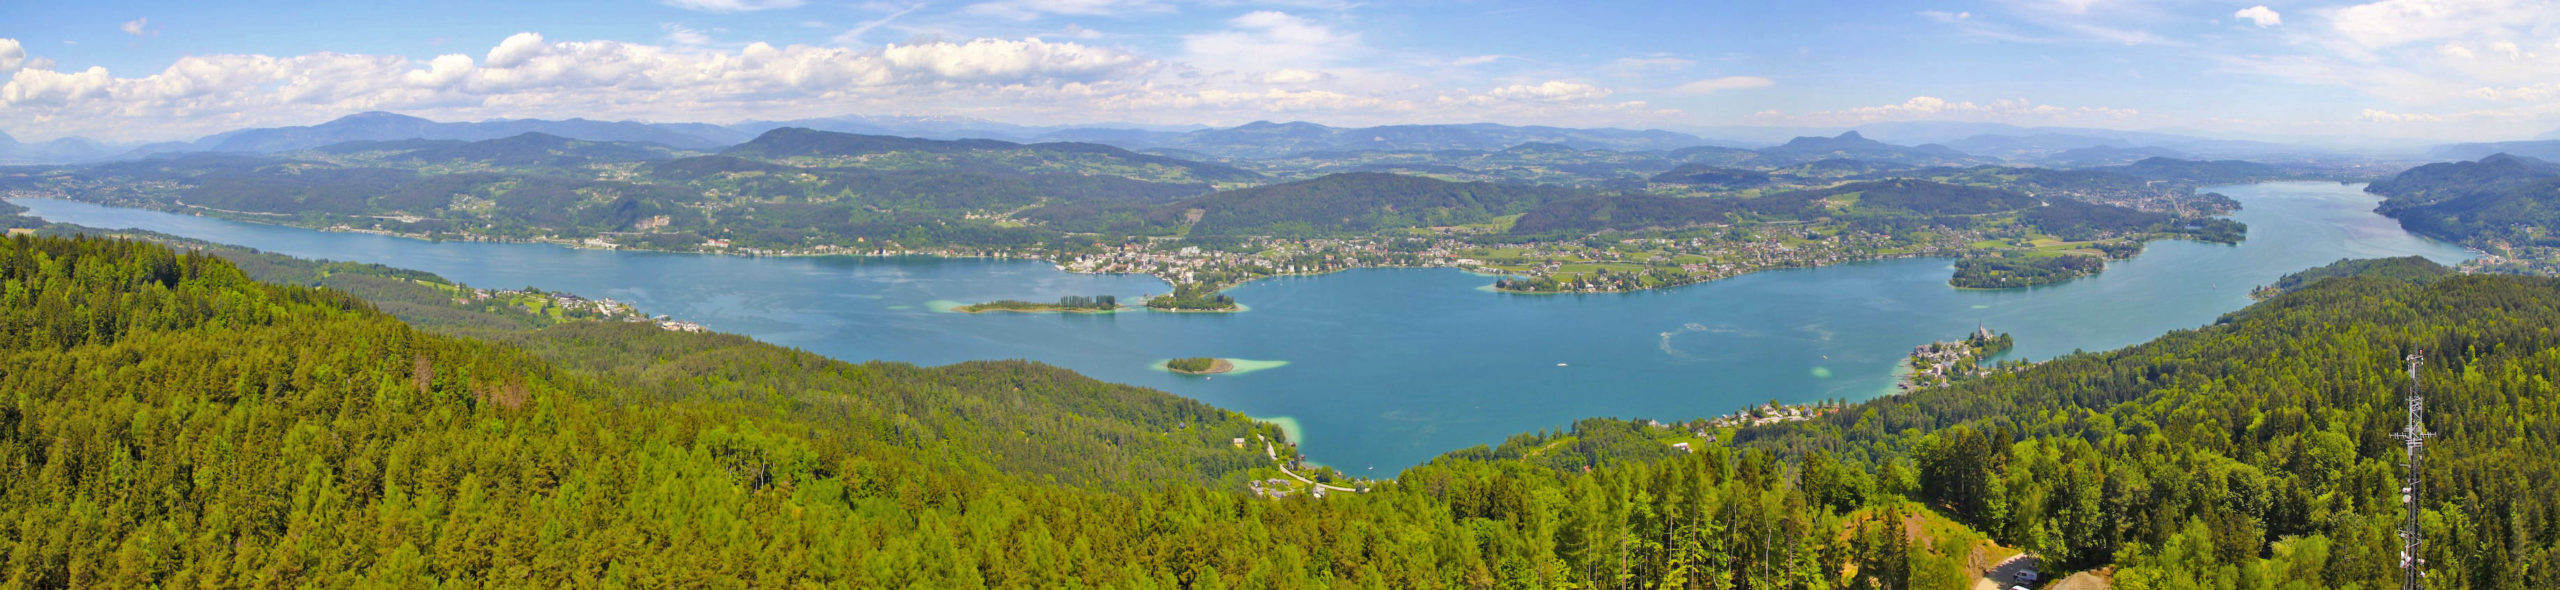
<box><xmin>956</xmin><ymin>295</ymin><xmax>1122</xmax><ymax>313</ymax></box>
<box><xmin>1147</xmin><ymin>283</ymin><xmax>1241</xmax><ymax>312</ymax></box>
<box><xmin>1949</xmin><ymin>254</ymin><xmax>2105</xmax><ymax>288</ymax></box>
<box><xmin>1166</xmin><ymin>357</ymin><xmax>1235</xmax><ymax>375</ymax></box>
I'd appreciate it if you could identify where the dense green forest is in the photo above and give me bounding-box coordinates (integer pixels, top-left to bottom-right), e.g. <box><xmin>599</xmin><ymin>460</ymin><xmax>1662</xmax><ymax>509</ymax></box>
<box><xmin>1148</xmin><ymin>282</ymin><xmax>1240</xmax><ymax>310</ymax></box>
<box><xmin>2254</xmin><ymin>256</ymin><xmax>2452</xmax><ymax>298</ymax></box>
<box><xmin>1165</xmin><ymin>357</ymin><xmax>1220</xmax><ymax>373</ymax></box>
<box><xmin>2367</xmin><ymin>154</ymin><xmax>2559</xmax><ymax>213</ymax></box>
<box><xmin>8</xmin><ymin>230</ymin><xmax>2560</xmax><ymax>586</ymax></box>
<box><xmin>1948</xmin><ymin>254</ymin><xmax>2106</xmax><ymax>288</ymax></box>
<box><xmin>2089</xmin><ymin>157</ymin><xmax>2290</xmax><ymax>184</ymax></box>
<box><xmin>1508</xmin><ymin>179</ymin><xmax>2236</xmax><ymax>243</ymax></box>
<box><xmin>2367</xmin><ymin>154</ymin><xmax>2560</xmax><ymax>248</ymax></box>
<box><xmin>1025</xmin><ymin>172</ymin><xmax>1589</xmax><ymax>238</ymax></box>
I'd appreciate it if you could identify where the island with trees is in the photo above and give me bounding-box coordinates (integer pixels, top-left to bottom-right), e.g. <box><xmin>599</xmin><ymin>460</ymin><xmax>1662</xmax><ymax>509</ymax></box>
<box><xmin>954</xmin><ymin>294</ymin><xmax>1122</xmax><ymax>313</ymax></box>
<box><xmin>1164</xmin><ymin>357</ymin><xmax>1235</xmax><ymax>375</ymax></box>
<box><xmin>1146</xmin><ymin>282</ymin><xmax>1241</xmax><ymax>311</ymax></box>
<box><xmin>1949</xmin><ymin>253</ymin><xmax>2106</xmax><ymax>288</ymax></box>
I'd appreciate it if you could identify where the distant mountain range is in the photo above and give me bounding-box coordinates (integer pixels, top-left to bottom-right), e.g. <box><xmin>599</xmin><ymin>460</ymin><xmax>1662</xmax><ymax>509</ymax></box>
<box><xmin>1131</xmin><ymin>121</ymin><xmax>1720</xmax><ymax>158</ymax></box>
<box><xmin>2427</xmin><ymin>140</ymin><xmax>2560</xmax><ymax>162</ymax></box>
<box><xmin>0</xmin><ymin>131</ymin><xmax>126</xmax><ymax>165</ymax></box>
<box><xmin>0</xmin><ymin>110</ymin><xmax>2401</xmax><ymax>167</ymax></box>
<box><xmin>192</xmin><ymin>112</ymin><xmax>752</xmax><ymax>153</ymax></box>
<box><xmin>1753</xmin><ymin>131</ymin><xmax>1989</xmax><ymax>167</ymax></box>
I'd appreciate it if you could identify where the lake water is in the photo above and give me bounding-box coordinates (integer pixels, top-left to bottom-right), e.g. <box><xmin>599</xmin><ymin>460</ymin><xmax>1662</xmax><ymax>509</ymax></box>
<box><xmin>9</xmin><ymin>181</ymin><xmax>2472</xmax><ymax>470</ymax></box>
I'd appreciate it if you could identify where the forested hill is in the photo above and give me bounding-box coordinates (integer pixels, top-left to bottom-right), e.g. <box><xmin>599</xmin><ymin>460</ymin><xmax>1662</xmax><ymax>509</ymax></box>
<box><xmin>2088</xmin><ymin>156</ymin><xmax>2289</xmax><ymax>184</ymax></box>
<box><xmin>1756</xmin><ymin>131</ymin><xmax>1988</xmax><ymax>167</ymax></box>
<box><xmin>2258</xmin><ymin>256</ymin><xmax>2453</xmax><ymax>297</ymax></box>
<box><xmin>1736</xmin><ymin>267</ymin><xmax>2560</xmax><ymax>586</ymax></box>
<box><xmin>2366</xmin><ymin>153</ymin><xmax>2560</xmax><ymax>246</ymax></box>
<box><xmin>9</xmin><ymin>234</ymin><xmax>2560</xmax><ymax>586</ymax></box>
<box><xmin>2367</xmin><ymin>153</ymin><xmax>2560</xmax><ymax>209</ymax></box>
<box><xmin>724</xmin><ymin>127</ymin><xmax>1263</xmax><ymax>184</ymax></box>
<box><xmin>1084</xmin><ymin>171</ymin><xmax>1587</xmax><ymax>237</ymax></box>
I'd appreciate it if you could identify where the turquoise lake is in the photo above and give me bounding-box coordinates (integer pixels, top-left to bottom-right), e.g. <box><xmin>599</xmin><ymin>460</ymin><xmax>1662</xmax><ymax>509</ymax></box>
<box><xmin>9</xmin><ymin>181</ymin><xmax>2473</xmax><ymax>471</ymax></box>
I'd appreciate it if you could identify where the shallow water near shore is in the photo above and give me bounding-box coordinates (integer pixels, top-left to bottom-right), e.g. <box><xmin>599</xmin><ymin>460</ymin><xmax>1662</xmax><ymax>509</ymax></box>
<box><xmin>10</xmin><ymin>182</ymin><xmax>2471</xmax><ymax>470</ymax></box>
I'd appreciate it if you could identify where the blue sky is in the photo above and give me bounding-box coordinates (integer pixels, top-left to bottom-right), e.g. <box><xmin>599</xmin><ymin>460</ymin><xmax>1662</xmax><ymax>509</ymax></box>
<box><xmin>3</xmin><ymin>0</ymin><xmax>2556</xmax><ymax>144</ymax></box>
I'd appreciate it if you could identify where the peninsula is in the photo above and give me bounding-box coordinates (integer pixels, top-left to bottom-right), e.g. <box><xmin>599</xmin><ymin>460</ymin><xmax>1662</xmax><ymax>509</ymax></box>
<box><xmin>1900</xmin><ymin>325</ymin><xmax>2019</xmax><ymax>391</ymax></box>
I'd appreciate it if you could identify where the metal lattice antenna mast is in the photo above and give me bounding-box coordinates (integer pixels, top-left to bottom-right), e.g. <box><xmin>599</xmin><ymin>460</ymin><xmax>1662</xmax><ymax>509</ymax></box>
<box><xmin>2395</xmin><ymin>349</ymin><xmax>2431</xmax><ymax>590</ymax></box>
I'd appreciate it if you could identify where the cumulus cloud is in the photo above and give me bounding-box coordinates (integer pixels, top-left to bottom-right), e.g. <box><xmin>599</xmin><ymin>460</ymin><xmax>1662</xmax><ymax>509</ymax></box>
<box><xmin>1751</xmin><ymin>96</ymin><xmax>2139</xmax><ymax>126</ymax></box>
<box><xmin>0</xmin><ymin>32</ymin><xmax>1174</xmax><ymax>141</ymax></box>
<box><xmin>0</xmin><ymin>39</ymin><xmax>25</xmax><ymax>74</ymax></box>
<box><xmin>2234</xmin><ymin>5</ymin><xmax>2280</xmax><ymax>27</ymax></box>
<box><xmin>879</xmin><ymin>37</ymin><xmax>1147</xmax><ymax>81</ymax></box>
<box><xmin>1672</xmin><ymin>76</ymin><xmax>1773</xmax><ymax>94</ymax></box>
<box><xmin>660</xmin><ymin>0</ymin><xmax>804</xmax><ymax>12</ymax></box>
<box><xmin>1182</xmin><ymin>11</ymin><xmax>1356</xmax><ymax>72</ymax></box>
<box><xmin>3</xmin><ymin>66</ymin><xmax>114</xmax><ymax>107</ymax></box>
<box><xmin>120</xmin><ymin>18</ymin><xmax>156</xmax><ymax>37</ymax></box>
<box><xmin>0</xmin><ymin>24</ymin><xmax>1691</xmax><ymax>142</ymax></box>
<box><xmin>2358</xmin><ymin>108</ymin><xmax>2443</xmax><ymax>123</ymax></box>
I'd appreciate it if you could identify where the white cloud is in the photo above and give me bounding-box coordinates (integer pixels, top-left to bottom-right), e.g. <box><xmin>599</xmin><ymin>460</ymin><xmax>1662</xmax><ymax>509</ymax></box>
<box><xmin>1485</xmin><ymin>81</ymin><xmax>1610</xmax><ymax>102</ymax></box>
<box><xmin>1919</xmin><ymin>10</ymin><xmax>1971</xmax><ymax>22</ymax></box>
<box><xmin>660</xmin><ymin>0</ymin><xmax>805</xmax><ymax>12</ymax></box>
<box><xmin>2234</xmin><ymin>5</ymin><xmax>2281</xmax><ymax>27</ymax></box>
<box><xmin>120</xmin><ymin>18</ymin><xmax>156</xmax><ymax>37</ymax></box>
<box><xmin>0</xmin><ymin>33</ymin><xmax>1175</xmax><ymax>141</ymax></box>
<box><xmin>662</xmin><ymin>23</ymin><xmax>713</xmax><ymax>46</ymax></box>
<box><xmin>404</xmin><ymin>54</ymin><xmax>475</xmax><ymax>88</ymax></box>
<box><xmin>879</xmin><ymin>37</ymin><xmax>1147</xmax><ymax>81</ymax></box>
<box><xmin>2468</xmin><ymin>83</ymin><xmax>2560</xmax><ymax>101</ymax></box>
<box><xmin>2329</xmin><ymin>0</ymin><xmax>2539</xmax><ymax>49</ymax></box>
<box><xmin>1672</xmin><ymin>76</ymin><xmax>1773</xmax><ymax>94</ymax></box>
<box><xmin>1449</xmin><ymin>55</ymin><xmax>1505</xmax><ymax>67</ymax></box>
<box><xmin>1751</xmin><ymin>96</ymin><xmax>2139</xmax><ymax>126</ymax></box>
<box><xmin>2358</xmin><ymin>108</ymin><xmax>2443</xmax><ymax>123</ymax></box>
<box><xmin>0</xmin><ymin>39</ymin><xmax>25</xmax><ymax>75</ymax></box>
<box><xmin>1181</xmin><ymin>11</ymin><xmax>1357</xmax><ymax>72</ymax></box>
<box><xmin>3</xmin><ymin>66</ymin><xmax>114</xmax><ymax>107</ymax></box>
<box><xmin>0</xmin><ymin>26</ymin><xmax>1689</xmax><ymax>142</ymax></box>
<box><xmin>485</xmin><ymin>32</ymin><xmax>550</xmax><ymax>68</ymax></box>
<box><xmin>1260</xmin><ymin>68</ymin><xmax>1327</xmax><ymax>84</ymax></box>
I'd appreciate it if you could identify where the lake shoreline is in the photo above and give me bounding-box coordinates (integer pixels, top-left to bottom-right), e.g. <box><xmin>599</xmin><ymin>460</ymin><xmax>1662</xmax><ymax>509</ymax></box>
<box><xmin>3</xmin><ymin>183</ymin><xmax>2484</xmax><ymax>470</ymax></box>
<box><xmin>8</xmin><ymin>194</ymin><xmax>2239</xmax><ymax>301</ymax></box>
